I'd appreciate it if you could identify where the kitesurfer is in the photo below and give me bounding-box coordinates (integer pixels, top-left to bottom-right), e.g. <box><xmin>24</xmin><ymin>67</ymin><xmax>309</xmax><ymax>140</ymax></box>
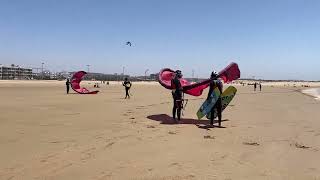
<box><xmin>171</xmin><ymin>70</ymin><xmax>183</xmax><ymax>122</ymax></box>
<box><xmin>66</xmin><ymin>79</ymin><xmax>70</xmax><ymax>94</ymax></box>
<box><xmin>123</xmin><ymin>77</ymin><xmax>132</xmax><ymax>99</ymax></box>
<box><xmin>208</xmin><ymin>71</ymin><xmax>223</xmax><ymax>127</ymax></box>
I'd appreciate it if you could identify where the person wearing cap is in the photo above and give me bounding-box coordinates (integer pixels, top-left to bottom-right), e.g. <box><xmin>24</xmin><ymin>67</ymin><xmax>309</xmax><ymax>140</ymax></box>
<box><xmin>122</xmin><ymin>77</ymin><xmax>132</xmax><ymax>99</ymax></box>
<box><xmin>207</xmin><ymin>71</ymin><xmax>223</xmax><ymax>127</ymax></box>
<box><xmin>171</xmin><ymin>70</ymin><xmax>183</xmax><ymax>122</ymax></box>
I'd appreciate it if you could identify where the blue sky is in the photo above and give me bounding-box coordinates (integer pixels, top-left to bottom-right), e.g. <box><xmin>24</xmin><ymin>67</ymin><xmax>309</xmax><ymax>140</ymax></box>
<box><xmin>0</xmin><ymin>0</ymin><xmax>319</xmax><ymax>80</ymax></box>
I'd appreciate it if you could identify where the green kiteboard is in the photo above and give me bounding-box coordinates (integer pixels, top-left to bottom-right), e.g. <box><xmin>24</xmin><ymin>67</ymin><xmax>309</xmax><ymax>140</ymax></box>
<box><xmin>196</xmin><ymin>87</ymin><xmax>221</xmax><ymax>120</ymax></box>
<box><xmin>206</xmin><ymin>86</ymin><xmax>237</xmax><ymax>119</ymax></box>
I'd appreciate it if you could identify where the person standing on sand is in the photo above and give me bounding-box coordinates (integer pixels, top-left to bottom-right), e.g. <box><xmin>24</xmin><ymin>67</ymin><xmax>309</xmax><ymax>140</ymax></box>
<box><xmin>208</xmin><ymin>71</ymin><xmax>223</xmax><ymax>127</ymax></box>
<box><xmin>171</xmin><ymin>70</ymin><xmax>183</xmax><ymax>122</ymax></box>
<box><xmin>259</xmin><ymin>83</ymin><xmax>262</xmax><ymax>91</ymax></box>
<box><xmin>66</xmin><ymin>79</ymin><xmax>70</xmax><ymax>94</ymax></box>
<box><xmin>122</xmin><ymin>77</ymin><xmax>132</xmax><ymax>99</ymax></box>
<box><xmin>254</xmin><ymin>82</ymin><xmax>257</xmax><ymax>91</ymax></box>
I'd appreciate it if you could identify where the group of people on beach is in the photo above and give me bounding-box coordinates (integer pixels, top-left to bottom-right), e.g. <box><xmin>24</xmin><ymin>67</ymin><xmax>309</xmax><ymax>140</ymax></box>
<box><xmin>171</xmin><ymin>70</ymin><xmax>223</xmax><ymax>127</ymax></box>
<box><xmin>65</xmin><ymin>72</ymin><xmax>223</xmax><ymax>127</ymax></box>
<box><xmin>65</xmin><ymin>78</ymin><xmax>132</xmax><ymax>98</ymax></box>
<box><xmin>254</xmin><ymin>82</ymin><xmax>262</xmax><ymax>91</ymax></box>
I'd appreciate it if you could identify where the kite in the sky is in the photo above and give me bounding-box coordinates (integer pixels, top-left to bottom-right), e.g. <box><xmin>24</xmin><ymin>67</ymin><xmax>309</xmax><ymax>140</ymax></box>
<box><xmin>126</xmin><ymin>41</ymin><xmax>132</xmax><ymax>46</ymax></box>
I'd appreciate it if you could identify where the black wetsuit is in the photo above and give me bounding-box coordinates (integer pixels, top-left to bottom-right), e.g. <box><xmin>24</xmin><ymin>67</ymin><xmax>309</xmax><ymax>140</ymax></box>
<box><xmin>208</xmin><ymin>79</ymin><xmax>223</xmax><ymax>126</ymax></box>
<box><xmin>171</xmin><ymin>77</ymin><xmax>183</xmax><ymax>121</ymax></box>
<box><xmin>123</xmin><ymin>80</ymin><xmax>132</xmax><ymax>99</ymax></box>
<box><xmin>66</xmin><ymin>80</ymin><xmax>70</xmax><ymax>94</ymax></box>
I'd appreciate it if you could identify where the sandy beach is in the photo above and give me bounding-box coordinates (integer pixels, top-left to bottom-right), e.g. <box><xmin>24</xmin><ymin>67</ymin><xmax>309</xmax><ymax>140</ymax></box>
<box><xmin>1</xmin><ymin>81</ymin><xmax>320</xmax><ymax>180</ymax></box>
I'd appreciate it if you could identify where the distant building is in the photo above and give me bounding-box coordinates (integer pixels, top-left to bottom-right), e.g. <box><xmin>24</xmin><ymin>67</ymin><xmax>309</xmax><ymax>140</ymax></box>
<box><xmin>149</xmin><ymin>73</ymin><xmax>159</xmax><ymax>80</ymax></box>
<box><xmin>0</xmin><ymin>64</ymin><xmax>32</xmax><ymax>80</ymax></box>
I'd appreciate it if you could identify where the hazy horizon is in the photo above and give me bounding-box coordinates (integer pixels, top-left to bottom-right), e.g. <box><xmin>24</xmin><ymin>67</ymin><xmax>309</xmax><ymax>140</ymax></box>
<box><xmin>1</xmin><ymin>0</ymin><xmax>320</xmax><ymax>80</ymax></box>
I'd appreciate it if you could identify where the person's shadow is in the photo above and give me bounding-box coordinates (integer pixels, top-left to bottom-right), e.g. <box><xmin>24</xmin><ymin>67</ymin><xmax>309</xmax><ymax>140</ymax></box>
<box><xmin>146</xmin><ymin>114</ymin><xmax>228</xmax><ymax>128</ymax></box>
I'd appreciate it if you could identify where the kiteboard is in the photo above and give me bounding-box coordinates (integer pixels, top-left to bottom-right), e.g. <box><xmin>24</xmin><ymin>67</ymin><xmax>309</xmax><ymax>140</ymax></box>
<box><xmin>125</xmin><ymin>83</ymin><xmax>131</xmax><ymax>88</ymax></box>
<box><xmin>196</xmin><ymin>87</ymin><xmax>221</xmax><ymax>120</ymax></box>
<box><xmin>206</xmin><ymin>86</ymin><xmax>237</xmax><ymax>119</ymax></box>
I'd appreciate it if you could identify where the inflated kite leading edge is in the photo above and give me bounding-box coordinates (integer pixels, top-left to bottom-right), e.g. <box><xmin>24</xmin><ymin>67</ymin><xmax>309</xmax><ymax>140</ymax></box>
<box><xmin>218</xmin><ymin>62</ymin><xmax>241</xmax><ymax>83</ymax></box>
<box><xmin>71</xmin><ymin>71</ymin><xmax>99</xmax><ymax>94</ymax></box>
<box><xmin>158</xmin><ymin>62</ymin><xmax>240</xmax><ymax>97</ymax></box>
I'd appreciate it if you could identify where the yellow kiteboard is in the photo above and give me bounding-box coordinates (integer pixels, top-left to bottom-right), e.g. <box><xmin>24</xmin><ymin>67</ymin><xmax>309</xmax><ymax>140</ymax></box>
<box><xmin>206</xmin><ymin>86</ymin><xmax>237</xmax><ymax>119</ymax></box>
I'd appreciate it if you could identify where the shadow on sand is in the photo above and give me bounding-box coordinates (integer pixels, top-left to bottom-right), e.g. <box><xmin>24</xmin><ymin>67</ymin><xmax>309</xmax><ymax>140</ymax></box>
<box><xmin>147</xmin><ymin>114</ymin><xmax>228</xmax><ymax>127</ymax></box>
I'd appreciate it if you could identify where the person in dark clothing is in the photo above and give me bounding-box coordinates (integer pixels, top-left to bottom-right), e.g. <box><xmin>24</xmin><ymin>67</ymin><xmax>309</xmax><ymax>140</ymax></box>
<box><xmin>122</xmin><ymin>78</ymin><xmax>132</xmax><ymax>99</ymax></box>
<box><xmin>254</xmin><ymin>82</ymin><xmax>257</xmax><ymax>91</ymax></box>
<box><xmin>66</xmin><ymin>79</ymin><xmax>70</xmax><ymax>94</ymax></box>
<box><xmin>171</xmin><ymin>70</ymin><xmax>183</xmax><ymax>122</ymax></box>
<box><xmin>259</xmin><ymin>83</ymin><xmax>262</xmax><ymax>91</ymax></box>
<box><xmin>207</xmin><ymin>71</ymin><xmax>223</xmax><ymax>127</ymax></box>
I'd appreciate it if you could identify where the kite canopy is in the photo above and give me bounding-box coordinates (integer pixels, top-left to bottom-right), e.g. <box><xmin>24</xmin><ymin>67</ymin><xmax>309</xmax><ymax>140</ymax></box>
<box><xmin>71</xmin><ymin>71</ymin><xmax>99</xmax><ymax>94</ymax></box>
<box><xmin>158</xmin><ymin>68</ymin><xmax>210</xmax><ymax>96</ymax></box>
<box><xmin>218</xmin><ymin>62</ymin><xmax>241</xmax><ymax>83</ymax></box>
<box><xmin>158</xmin><ymin>62</ymin><xmax>240</xmax><ymax>97</ymax></box>
<box><xmin>126</xmin><ymin>41</ymin><xmax>132</xmax><ymax>46</ymax></box>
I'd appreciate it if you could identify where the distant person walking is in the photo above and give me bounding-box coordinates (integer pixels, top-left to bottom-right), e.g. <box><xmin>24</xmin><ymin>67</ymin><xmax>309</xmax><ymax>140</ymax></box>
<box><xmin>66</xmin><ymin>79</ymin><xmax>70</xmax><ymax>94</ymax></box>
<box><xmin>123</xmin><ymin>78</ymin><xmax>132</xmax><ymax>99</ymax></box>
<box><xmin>254</xmin><ymin>82</ymin><xmax>257</xmax><ymax>91</ymax></box>
<box><xmin>259</xmin><ymin>83</ymin><xmax>262</xmax><ymax>91</ymax></box>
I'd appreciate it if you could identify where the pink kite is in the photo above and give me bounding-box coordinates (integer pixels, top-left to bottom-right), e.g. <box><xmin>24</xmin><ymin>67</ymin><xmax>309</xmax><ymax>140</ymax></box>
<box><xmin>158</xmin><ymin>62</ymin><xmax>240</xmax><ymax>96</ymax></box>
<box><xmin>71</xmin><ymin>71</ymin><xmax>99</xmax><ymax>94</ymax></box>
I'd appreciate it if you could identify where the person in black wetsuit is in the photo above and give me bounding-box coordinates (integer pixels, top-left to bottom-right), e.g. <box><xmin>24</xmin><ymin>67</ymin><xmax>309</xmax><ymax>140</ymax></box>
<box><xmin>207</xmin><ymin>71</ymin><xmax>223</xmax><ymax>127</ymax></box>
<box><xmin>122</xmin><ymin>77</ymin><xmax>132</xmax><ymax>99</ymax></box>
<box><xmin>171</xmin><ymin>70</ymin><xmax>183</xmax><ymax>122</ymax></box>
<box><xmin>259</xmin><ymin>83</ymin><xmax>262</xmax><ymax>91</ymax></box>
<box><xmin>66</xmin><ymin>79</ymin><xmax>70</xmax><ymax>94</ymax></box>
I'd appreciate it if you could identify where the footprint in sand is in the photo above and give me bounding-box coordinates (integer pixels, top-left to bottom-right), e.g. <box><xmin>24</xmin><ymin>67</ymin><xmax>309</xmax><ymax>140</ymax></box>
<box><xmin>243</xmin><ymin>142</ymin><xmax>260</xmax><ymax>146</ymax></box>
<box><xmin>291</xmin><ymin>142</ymin><xmax>311</xmax><ymax>149</ymax></box>
<box><xmin>147</xmin><ymin>125</ymin><xmax>156</xmax><ymax>128</ymax></box>
<box><xmin>148</xmin><ymin>168</ymin><xmax>153</xmax><ymax>171</ymax></box>
<box><xmin>96</xmin><ymin>172</ymin><xmax>112</xmax><ymax>180</ymax></box>
<box><xmin>170</xmin><ymin>162</ymin><xmax>180</xmax><ymax>167</ymax></box>
<box><xmin>136</xmin><ymin>106</ymin><xmax>147</xmax><ymax>110</ymax></box>
<box><xmin>168</xmin><ymin>131</ymin><xmax>177</xmax><ymax>135</ymax></box>
<box><xmin>104</xmin><ymin>142</ymin><xmax>115</xmax><ymax>149</ymax></box>
<box><xmin>64</xmin><ymin>113</ymin><xmax>80</xmax><ymax>116</ymax></box>
<box><xmin>204</xmin><ymin>135</ymin><xmax>215</xmax><ymax>139</ymax></box>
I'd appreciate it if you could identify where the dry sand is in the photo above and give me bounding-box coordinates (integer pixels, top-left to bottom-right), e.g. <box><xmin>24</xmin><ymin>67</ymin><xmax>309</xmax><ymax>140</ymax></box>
<box><xmin>0</xmin><ymin>81</ymin><xmax>320</xmax><ymax>180</ymax></box>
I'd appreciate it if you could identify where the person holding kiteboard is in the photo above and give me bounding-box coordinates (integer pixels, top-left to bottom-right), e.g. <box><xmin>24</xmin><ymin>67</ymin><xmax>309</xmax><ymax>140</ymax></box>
<box><xmin>123</xmin><ymin>77</ymin><xmax>132</xmax><ymax>99</ymax></box>
<box><xmin>171</xmin><ymin>70</ymin><xmax>183</xmax><ymax>122</ymax></box>
<box><xmin>208</xmin><ymin>71</ymin><xmax>223</xmax><ymax>127</ymax></box>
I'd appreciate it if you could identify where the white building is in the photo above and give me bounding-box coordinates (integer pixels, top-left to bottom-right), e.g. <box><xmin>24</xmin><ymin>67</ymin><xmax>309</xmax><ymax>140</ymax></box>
<box><xmin>0</xmin><ymin>64</ymin><xmax>33</xmax><ymax>80</ymax></box>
